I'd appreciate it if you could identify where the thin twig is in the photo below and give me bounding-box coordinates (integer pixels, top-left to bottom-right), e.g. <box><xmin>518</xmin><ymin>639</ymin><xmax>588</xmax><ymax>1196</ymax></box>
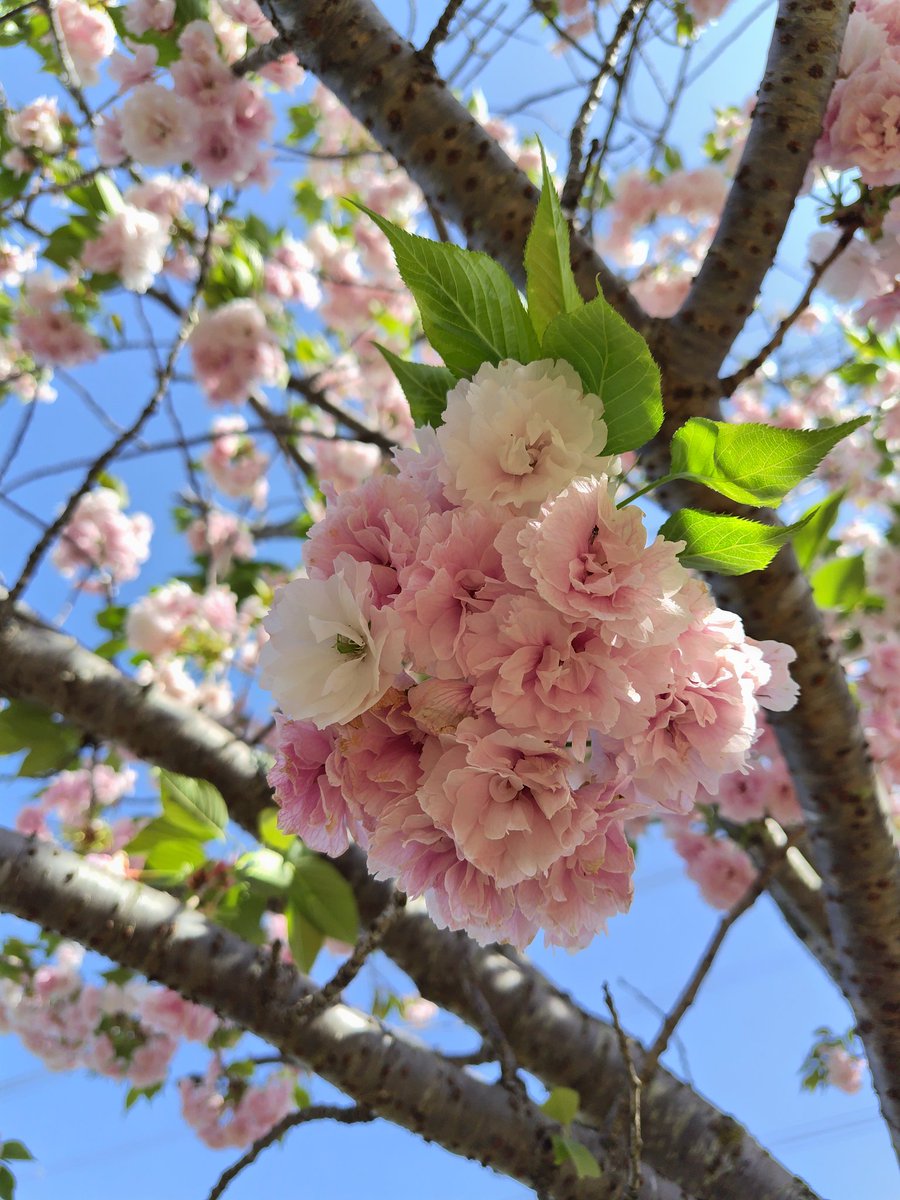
<box><xmin>420</xmin><ymin>0</ymin><xmax>466</xmax><ymax>59</ymax></box>
<box><xmin>247</xmin><ymin>392</ymin><xmax>315</xmax><ymax>483</ymax></box>
<box><xmin>7</xmin><ymin>201</ymin><xmax>219</xmax><ymax>603</ymax></box>
<box><xmin>287</xmin><ymin>374</ymin><xmax>395</xmax><ymax>454</ymax></box>
<box><xmin>0</xmin><ymin>401</ymin><xmax>37</xmax><ymax>488</ymax></box>
<box><xmin>294</xmin><ymin>892</ymin><xmax>407</xmax><ymax>1024</ymax></box>
<box><xmin>561</xmin><ymin>0</ymin><xmax>651</xmax><ymax>213</ymax></box>
<box><xmin>641</xmin><ymin>832</ymin><xmax>797</xmax><ymax>1086</ymax></box>
<box><xmin>603</xmin><ymin>984</ymin><xmax>642</xmax><ymax>1200</ymax></box>
<box><xmin>720</xmin><ymin>225</ymin><xmax>859</xmax><ymax>395</ymax></box>
<box><xmin>206</xmin><ymin>1104</ymin><xmax>375</xmax><ymax>1200</ymax></box>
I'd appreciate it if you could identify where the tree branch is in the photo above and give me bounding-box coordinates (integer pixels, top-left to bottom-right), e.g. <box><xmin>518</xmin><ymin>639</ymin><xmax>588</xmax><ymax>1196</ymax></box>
<box><xmin>0</xmin><ymin>603</ymin><xmax>826</xmax><ymax>1200</ymax></box>
<box><xmin>0</xmin><ymin>827</ymin><xmax>682</xmax><ymax>1200</ymax></box>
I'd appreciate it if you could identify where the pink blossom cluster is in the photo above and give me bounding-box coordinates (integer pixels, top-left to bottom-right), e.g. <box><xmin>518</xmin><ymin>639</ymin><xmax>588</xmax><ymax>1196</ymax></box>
<box><xmin>13</xmin><ymin>272</ymin><xmax>100</xmax><ymax>368</ymax></box>
<box><xmin>0</xmin><ymin>942</ymin><xmax>219</xmax><ymax>1092</ymax></box>
<box><xmin>56</xmin><ymin>0</ymin><xmax>116</xmax><ymax>85</ymax></box>
<box><xmin>823</xmin><ymin>1045</ymin><xmax>864</xmax><ymax>1094</ymax></box>
<box><xmin>263</xmin><ymin>237</ymin><xmax>321</xmax><ymax>309</ymax></box>
<box><xmin>187</xmin><ymin>509</ymin><xmax>256</xmax><ymax>574</ymax></box>
<box><xmin>816</xmin><ymin>0</ymin><xmax>900</xmax><ymax>187</ymax></box>
<box><xmin>189</xmin><ymin>298</ymin><xmax>286</xmax><ymax>404</ymax></box>
<box><xmin>81</xmin><ymin>203</ymin><xmax>170</xmax><ymax>293</ymax></box>
<box><xmin>0</xmin><ymin>330</ymin><xmax>56</xmax><ymax>403</ymax></box>
<box><xmin>201</xmin><ymin>415</ymin><xmax>270</xmax><ymax>507</ymax></box>
<box><xmin>3</xmin><ymin>96</ymin><xmax>63</xmax><ymax>174</ymax></box>
<box><xmin>668</xmin><ymin>823</ymin><xmax>757</xmax><ymax>910</ymax></box>
<box><xmin>52</xmin><ymin>487</ymin><xmax>153</xmax><ymax>591</ymax></box>
<box><xmin>102</xmin><ymin>20</ymin><xmax>278</xmax><ymax>188</ymax></box>
<box><xmin>549</xmin><ymin>0</ymin><xmax>730</xmax><ymax>52</ymax></box>
<box><xmin>261</xmin><ymin>358</ymin><xmax>798</xmax><ymax>948</ymax></box>
<box><xmin>808</xmin><ymin>200</ymin><xmax>900</xmax><ymax>333</ymax></box>
<box><xmin>179</xmin><ymin>1059</ymin><xmax>297</xmax><ymax>1148</ymax></box>
<box><xmin>15</xmin><ymin>764</ymin><xmax>137</xmax><ymax>839</ymax></box>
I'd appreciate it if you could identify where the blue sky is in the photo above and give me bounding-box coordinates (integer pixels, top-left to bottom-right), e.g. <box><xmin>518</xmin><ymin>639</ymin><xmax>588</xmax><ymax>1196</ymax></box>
<box><xmin>0</xmin><ymin>2</ymin><xmax>896</xmax><ymax>1198</ymax></box>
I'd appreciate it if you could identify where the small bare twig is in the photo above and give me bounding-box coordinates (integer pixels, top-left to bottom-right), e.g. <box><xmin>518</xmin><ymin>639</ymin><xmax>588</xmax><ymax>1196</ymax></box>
<box><xmin>720</xmin><ymin>225</ymin><xmax>859</xmax><ymax>395</ymax></box>
<box><xmin>247</xmin><ymin>392</ymin><xmax>316</xmax><ymax>483</ymax></box>
<box><xmin>561</xmin><ymin>0</ymin><xmax>651</xmax><ymax>214</ymax></box>
<box><xmin>287</xmin><ymin>374</ymin><xmax>395</xmax><ymax>454</ymax></box>
<box><xmin>206</xmin><ymin>1104</ymin><xmax>375</xmax><ymax>1200</ymax></box>
<box><xmin>420</xmin><ymin>0</ymin><xmax>466</xmax><ymax>59</ymax></box>
<box><xmin>294</xmin><ymin>892</ymin><xmax>406</xmax><ymax>1024</ymax></box>
<box><xmin>603</xmin><ymin>984</ymin><xmax>642</xmax><ymax>1200</ymax></box>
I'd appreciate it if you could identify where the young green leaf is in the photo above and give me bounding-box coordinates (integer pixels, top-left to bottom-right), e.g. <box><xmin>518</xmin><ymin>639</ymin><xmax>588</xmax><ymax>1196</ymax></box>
<box><xmin>790</xmin><ymin>489</ymin><xmax>845</xmax><ymax>571</ymax></box>
<box><xmin>159</xmin><ymin>770</ymin><xmax>228</xmax><ymax>841</ymax></box>
<box><xmin>355</xmin><ymin>204</ymin><xmax>540</xmax><ymax>375</ymax></box>
<box><xmin>0</xmin><ymin>1143</ymin><xmax>32</xmax><ymax>1164</ymax></box>
<box><xmin>541</xmin><ymin>1086</ymin><xmax>580</xmax><ymax>1126</ymax></box>
<box><xmin>375</xmin><ymin>343</ymin><xmax>458</xmax><ymax>428</ymax></box>
<box><xmin>524</xmin><ymin>143</ymin><xmax>583</xmax><ymax>339</ymax></box>
<box><xmin>810</xmin><ymin>554</ymin><xmax>866</xmax><ymax>612</ymax></box>
<box><xmin>541</xmin><ymin>294</ymin><xmax>663</xmax><ymax>454</ymax></box>
<box><xmin>291</xmin><ymin>855</ymin><xmax>359</xmax><ymax>944</ymax></box>
<box><xmin>669</xmin><ymin>417</ymin><xmax>868</xmax><ymax>507</ymax></box>
<box><xmin>552</xmin><ymin>1135</ymin><xmax>602</xmax><ymax>1179</ymax></box>
<box><xmin>286</xmin><ymin>901</ymin><xmax>325</xmax><ymax>974</ymax></box>
<box><xmin>235</xmin><ymin>848</ymin><xmax>295</xmax><ymax>895</ymax></box>
<box><xmin>659</xmin><ymin>509</ymin><xmax>807</xmax><ymax>575</ymax></box>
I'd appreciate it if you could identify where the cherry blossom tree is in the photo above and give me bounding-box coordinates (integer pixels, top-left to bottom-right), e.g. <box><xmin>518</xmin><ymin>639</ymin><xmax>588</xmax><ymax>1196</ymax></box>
<box><xmin>0</xmin><ymin>1</ymin><xmax>898</xmax><ymax>1198</ymax></box>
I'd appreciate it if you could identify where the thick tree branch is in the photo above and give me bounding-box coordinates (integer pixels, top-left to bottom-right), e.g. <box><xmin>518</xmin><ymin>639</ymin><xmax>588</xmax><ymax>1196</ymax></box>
<box><xmin>0</xmin><ymin>827</ymin><xmax>681</xmax><ymax>1200</ymax></box>
<box><xmin>0</xmin><ymin>602</ymin><xmax>825</xmax><ymax>1200</ymax></box>
<box><xmin>669</xmin><ymin>0</ymin><xmax>852</xmax><ymax>377</ymax></box>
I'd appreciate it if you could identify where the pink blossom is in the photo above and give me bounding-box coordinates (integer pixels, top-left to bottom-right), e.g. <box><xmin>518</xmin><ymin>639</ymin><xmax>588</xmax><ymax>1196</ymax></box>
<box><xmin>139</xmin><ymin>989</ymin><xmax>219</xmax><ymax>1042</ymax></box>
<box><xmin>263</xmin><ymin>237</ymin><xmax>321</xmax><ymax>307</ymax></box>
<box><xmin>94</xmin><ymin>112</ymin><xmax>127</xmax><ymax>165</ymax></box>
<box><xmin>81</xmin><ymin>204</ymin><xmax>169</xmax><ymax>293</ymax></box>
<box><xmin>217</xmin><ymin>0</ymin><xmax>276</xmax><ymax>42</ymax></box>
<box><xmin>748</xmin><ymin>639</ymin><xmax>799</xmax><ymax>711</ymax></box>
<box><xmin>808</xmin><ymin>231</ymin><xmax>890</xmax><ymax>304</ymax></box>
<box><xmin>15</xmin><ymin>273</ymin><xmax>100</xmax><ymax>367</ymax></box>
<box><xmin>126</xmin><ymin>581</ymin><xmax>202</xmax><ymax>656</ymax></box>
<box><xmin>816</xmin><ymin>48</ymin><xmax>900</xmax><ymax>186</ymax></box>
<box><xmin>119</xmin><ymin>84</ymin><xmax>190</xmax><ymax>167</ymax></box>
<box><xmin>6</xmin><ymin>97</ymin><xmax>62</xmax><ymax>152</ymax></box>
<box><xmin>108</xmin><ymin>42</ymin><xmax>159</xmax><ymax>90</ymax></box>
<box><xmin>674</xmin><ymin>831</ymin><xmax>756</xmax><ymax>909</ymax></box>
<box><xmin>270</xmin><ymin>715</ymin><xmax>357</xmax><ymax>856</ymax></box>
<box><xmin>259</xmin><ymin>53</ymin><xmax>305</xmax><ymax>91</ymax></box>
<box><xmin>308</xmin><ymin>438</ymin><xmax>382</xmax><ymax>495</ymax></box>
<box><xmin>42</xmin><ymin>765</ymin><xmax>136</xmax><ymax>824</ymax></box>
<box><xmin>857</xmin><ymin>286</ymin><xmax>900</xmax><ymax>332</ymax></box>
<box><xmin>187</xmin><ymin>510</ymin><xmax>255</xmax><ymax>573</ymax></box>
<box><xmin>171</xmin><ymin>21</ymin><xmax>235</xmax><ymax>104</ymax></box>
<box><xmin>630</xmin><ymin>266</ymin><xmax>691</xmax><ymax>317</ymax></box>
<box><xmin>127</xmin><ymin>1034</ymin><xmax>177</xmax><ymax>1087</ymax></box>
<box><xmin>201</xmin><ymin>415</ymin><xmax>269</xmax><ymax>505</ymax></box>
<box><xmin>124</xmin><ymin>0</ymin><xmax>175</xmax><ymax>35</ymax></box>
<box><xmin>56</xmin><ymin>0</ymin><xmax>115</xmax><ymax>85</ymax></box>
<box><xmin>498</xmin><ymin>476</ymin><xmax>694</xmax><ymax>647</ymax></box>
<box><xmin>189</xmin><ymin>299</ymin><xmax>286</xmax><ymax>404</ymax></box>
<box><xmin>305</xmin><ymin>473</ymin><xmax>435</xmax><ymax>609</ymax></box>
<box><xmin>125</xmin><ymin>174</ymin><xmax>207</xmax><ymax>218</ymax></box>
<box><xmin>418</xmin><ymin>722</ymin><xmax>596</xmax><ymax>887</ymax></box>
<box><xmin>823</xmin><ymin>1046</ymin><xmax>864</xmax><ymax>1094</ymax></box>
<box><xmin>436</xmin><ymin>359</ymin><xmax>610</xmax><ymax>515</ymax></box>
<box><xmin>52</xmin><ymin>488</ymin><xmax>152</xmax><ymax>590</ymax></box>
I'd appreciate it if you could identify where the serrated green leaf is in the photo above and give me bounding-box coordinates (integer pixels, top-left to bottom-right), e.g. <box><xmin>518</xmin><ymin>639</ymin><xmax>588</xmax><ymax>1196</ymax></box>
<box><xmin>540</xmin><ymin>1086</ymin><xmax>580</xmax><ymax>1126</ymax></box>
<box><xmin>126</xmin><ymin>816</ymin><xmax>201</xmax><ymax>855</ymax></box>
<box><xmin>552</xmin><ymin>1135</ymin><xmax>601</xmax><ymax>1179</ymax></box>
<box><xmin>541</xmin><ymin>294</ymin><xmax>663</xmax><ymax>454</ymax></box>
<box><xmin>291</xmin><ymin>856</ymin><xmax>359</xmax><ymax>944</ymax></box>
<box><xmin>375</xmin><ymin>344</ymin><xmax>457</xmax><ymax>427</ymax></box>
<box><xmin>660</xmin><ymin>509</ymin><xmax>807</xmax><ymax>575</ymax></box>
<box><xmin>138</xmin><ymin>838</ymin><xmax>207</xmax><ymax>881</ymax></box>
<box><xmin>286</xmin><ymin>901</ymin><xmax>324</xmax><ymax>973</ymax></box>
<box><xmin>0</xmin><ymin>1142</ymin><xmax>32</xmax><ymax>1163</ymax></box>
<box><xmin>235</xmin><ymin>848</ymin><xmax>295</xmax><ymax>895</ymax></box>
<box><xmin>811</xmin><ymin>554</ymin><xmax>866</xmax><ymax>612</ymax></box>
<box><xmin>356</xmin><ymin>204</ymin><xmax>539</xmax><ymax>375</ymax></box>
<box><xmin>669</xmin><ymin>417</ymin><xmax>868</xmax><ymax>507</ymax></box>
<box><xmin>791</xmin><ymin>489</ymin><xmax>845</xmax><ymax>571</ymax></box>
<box><xmin>524</xmin><ymin>144</ymin><xmax>582</xmax><ymax>340</ymax></box>
<box><xmin>159</xmin><ymin>770</ymin><xmax>228</xmax><ymax>841</ymax></box>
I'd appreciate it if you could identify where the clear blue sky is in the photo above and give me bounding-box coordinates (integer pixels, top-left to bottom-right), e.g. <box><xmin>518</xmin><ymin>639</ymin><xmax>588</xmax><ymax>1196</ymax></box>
<box><xmin>0</xmin><ymin>2</ymin><xmax>895</xmax><ymax>1198</ymax></box>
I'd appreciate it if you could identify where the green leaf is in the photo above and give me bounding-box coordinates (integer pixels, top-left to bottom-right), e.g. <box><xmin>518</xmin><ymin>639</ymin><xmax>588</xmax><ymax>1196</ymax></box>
<box><xmin>0</xmin><ymin>701</ymin><xmax>60</xmax><ymax>754</ymax></box>
<box><xmin>158</xmin><ymin>770</ymin><xmax>228</xmax><ymax>841</ymax></box>
<box><xmin>0</xmin><ymin>1142</ymin><xmax>32</xmax><ymax>1163</ymax></box>
<box><xmin>791</xmin><ymin>489</ymin><xmax>845</xmax><ymax>571</ymax></box>
<box><xmin>212</xmin><ymin>884</ymin><xmax>267</xmax><ymax>943</ymax></box>
<box><xmin>541</xmin><ymin>294</ymin><xmax>663</xmax><ymax>454</ymax></box>
<box><xmin>0</xmin><ymin>1163</ymin><xmax>14</xmax><ymax>1200</ymax></box>
<box><xmin>524</xmin><ymin>144</ymin><xmax>582</xmax><ymax>340</ymax></box>
<box><xmin>668</xmin><ymin>417</ymin><xmax>868</xmax><ymax>507</ymax></box>
<box><xmin>290</xmin><ymin>856</ymin><xmax>359</xmax><ymax>944</ymax></box>
<box><xmin>17</xmin><ymin>735</ymin><xmax>80</xmax><ymax>778</ymax></box>
<box><xmin>552</xmin><ymin>1135</ymin><xmax>601</xmax><ymax>1179</ymax></box>
<box><xmin>356</xmin><ymin>204</ymin><xmax>540</xmax><ymax>375</ymax></box>
<box><xmin>96</xmin><ymin>603</ymin><xmax>127</xmax><ymax>633</ymax></box>
<box><xmin>285</xmin><ymin>901</ymin><xmax>324</xmax><ymax>973</ymax></box>
<box><xmin>375</xmin><ymin>344</ymin><xmax>458</xmax><ymax>428</ymax></box>
<box><xmin>258</xmin><ymin>808</ymin><xmax>295</xmax><ymax>854</ymax></box>
<box><xmin>235</xmin><ymin>848</ymin><xmax>295</xmax><ymax>895</ymax></box>
<box><xmin>541</xmin><ymin>1086</ymin><xmax>580</xmax><ymax>1126</ymax></box>
<box><xmin>811</xmin><ymin>555</ymin><xmax>866</xmax><ymax>612</ymax></box>
<box><xmin>659</xmin><ymin>509</ymin><xmax>806</xmax><ymax>575</ymax></box>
